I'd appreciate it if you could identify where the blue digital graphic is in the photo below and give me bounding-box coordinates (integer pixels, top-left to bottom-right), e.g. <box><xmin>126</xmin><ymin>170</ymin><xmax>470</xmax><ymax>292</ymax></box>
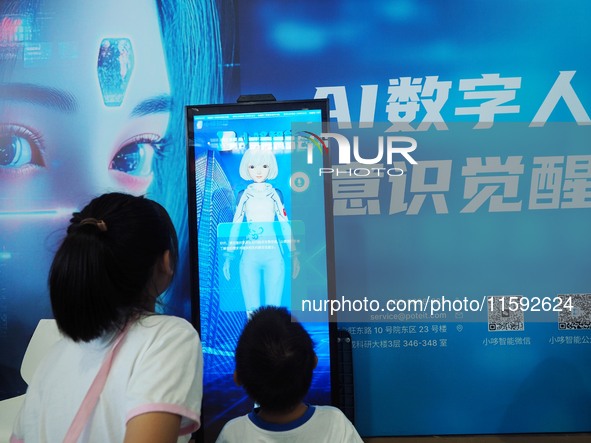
<box><xmin>236</xmin><ymin>0</ymin><xmax>591</xmax><ymax>437</ymax></box>
<box><xmin>97</xmin><ymin>38</ymin><xmax>134</xmax><ymax>107</ymax></box>
<box><xmin>3</xmin><ymin>0</ymin><xmax>591</xmax><ymax>440</ymax></box>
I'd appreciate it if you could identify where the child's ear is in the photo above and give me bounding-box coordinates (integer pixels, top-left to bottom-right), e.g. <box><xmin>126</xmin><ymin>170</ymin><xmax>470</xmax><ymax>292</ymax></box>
<box><xmin>153</xmin><ymin>251</ymin><xmax>174</xmax><ymax>296</ymax></box>
<box><xmin>313</xmin><ymin>353</ymin><xmax>318</xmax><ymax>369</ymax></box>
<box><xmin>159</xmin><ymin>250</ymin><xmax>173</xmax><ymax>276</ymax></box>
<box><xmin>233</xmin><ymin>370</ymin><xmax>242</xmax><ymax>387</ymax></box>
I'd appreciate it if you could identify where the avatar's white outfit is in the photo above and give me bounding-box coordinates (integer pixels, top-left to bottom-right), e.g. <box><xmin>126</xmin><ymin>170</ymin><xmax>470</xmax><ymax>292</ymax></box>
<box><xmin>229</xmin><ymin>182</ymin><xmax>292</xmax><ymax>310</ymax></box>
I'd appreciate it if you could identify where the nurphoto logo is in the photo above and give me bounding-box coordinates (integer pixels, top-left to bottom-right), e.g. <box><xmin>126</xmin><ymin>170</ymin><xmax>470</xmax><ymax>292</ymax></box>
<box><xmin>296</xmin><ymin>128</ymin><xmax>419</xmax><ymax>177</ymax></box>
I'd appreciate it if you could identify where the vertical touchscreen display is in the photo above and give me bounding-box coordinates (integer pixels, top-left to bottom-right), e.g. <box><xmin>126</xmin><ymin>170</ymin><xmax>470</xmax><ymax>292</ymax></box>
<box><xmin>186</xmin><ymin>99</ymin><xmax>337</xmax><ymax>442</ymax></box>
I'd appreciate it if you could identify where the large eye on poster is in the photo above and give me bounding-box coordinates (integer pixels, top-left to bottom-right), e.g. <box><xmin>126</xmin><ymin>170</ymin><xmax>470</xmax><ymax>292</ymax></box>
<box><xmin>186</xmin><ymin>99</ymin><xmax>338</xmax><ymax>442</ymax></box>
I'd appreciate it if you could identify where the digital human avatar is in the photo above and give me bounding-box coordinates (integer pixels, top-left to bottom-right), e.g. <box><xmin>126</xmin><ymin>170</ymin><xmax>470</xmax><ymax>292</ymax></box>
<box><xmin>222</xmin><ymin>148</ymin><xmax>299</xmax><ymax>315</ymax></box>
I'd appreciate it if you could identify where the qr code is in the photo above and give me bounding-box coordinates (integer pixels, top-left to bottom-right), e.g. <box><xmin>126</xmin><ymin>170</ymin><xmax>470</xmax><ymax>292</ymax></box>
<box><xmin>487</xmin><ymin>295</ymin><xmax>525</xmax><ymax>332</ymax></box>
<box><xmin>558</xmin><ymin>293</ymin><xmax>591</xmax><ymax>330</ymax></box>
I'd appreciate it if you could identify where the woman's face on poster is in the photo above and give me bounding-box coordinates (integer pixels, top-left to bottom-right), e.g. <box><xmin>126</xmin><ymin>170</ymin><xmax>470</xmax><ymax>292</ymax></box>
<box><xmin>1</xmin><ymin>0</ymin><xmax>170</xmax><ymax>200</ymax></box>
<box><xmin>0</xmin><ymin>0</ymin><xmax>170</xmax><ymax>309</ymax></box>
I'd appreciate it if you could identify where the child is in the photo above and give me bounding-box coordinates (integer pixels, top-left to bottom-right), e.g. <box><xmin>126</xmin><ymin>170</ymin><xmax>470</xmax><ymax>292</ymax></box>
<box><xmin>216</xmin><ymin>306</ymin><xmax>363</xmax><ymax>442</ymax></box>
<box><xmin>11</xmin><ymin>193</ymin><xmax>202</xmax><ymax>443</ymax></box>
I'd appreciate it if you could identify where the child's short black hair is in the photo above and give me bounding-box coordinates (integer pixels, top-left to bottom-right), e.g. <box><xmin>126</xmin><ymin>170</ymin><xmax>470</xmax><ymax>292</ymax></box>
<box><xmin>235</xmin><ymin>306</ymin><xmax>316</xmax><ymax>412</ymax></box>
<box><xmin>49</xmin><ymin>192</ymin><xmax>178</xmax><ymax>342</ymax></box>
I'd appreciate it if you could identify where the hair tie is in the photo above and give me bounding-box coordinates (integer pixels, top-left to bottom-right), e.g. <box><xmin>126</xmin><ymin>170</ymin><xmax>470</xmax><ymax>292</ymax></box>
<box><xmin>79</xmin><ymin>218</ymin><xmax>108</xmax><ymax>232</ymax></box>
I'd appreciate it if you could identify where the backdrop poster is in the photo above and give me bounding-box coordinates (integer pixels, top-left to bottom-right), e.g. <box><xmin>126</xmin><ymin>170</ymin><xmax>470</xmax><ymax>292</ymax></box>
<box><xmin>236</xmin><ymin>0</ymin><xmax>591</xmax><ymax>436</ymax></box>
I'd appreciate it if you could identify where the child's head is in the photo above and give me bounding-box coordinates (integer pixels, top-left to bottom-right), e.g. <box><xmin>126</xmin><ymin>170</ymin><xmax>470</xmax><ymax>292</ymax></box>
<box><xmin>234</xmin><ymin>306</ymin><xmax>317</xmax><ymax>412</ymax></box>
<box><xmin>239</xmin><ymin>148</ymin><xmax>279</xmax><ymax>182</ymax></box>
<box><xmin>49</xmin><ymin>192</ymin><xmax>178</xmax><ymax>342</ymax></box>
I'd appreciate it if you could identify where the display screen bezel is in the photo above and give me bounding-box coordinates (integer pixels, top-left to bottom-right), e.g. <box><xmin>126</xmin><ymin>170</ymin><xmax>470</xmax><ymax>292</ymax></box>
<box><xmin>185</xmin><ymin>98</ymin><xmax>339</xmax><ymax>442</ymax></box>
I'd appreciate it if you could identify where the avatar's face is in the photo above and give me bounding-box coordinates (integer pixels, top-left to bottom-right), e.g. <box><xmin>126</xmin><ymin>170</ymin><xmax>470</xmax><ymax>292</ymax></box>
<box><xmin>0</xmin><ymin>0</ymin><xmax>170</xmax><ymax>328</ymax></box>
<box><xmin>248</xmin><ymin>162</ymin><xmax>270</xmax><ymax>183</ymax></box>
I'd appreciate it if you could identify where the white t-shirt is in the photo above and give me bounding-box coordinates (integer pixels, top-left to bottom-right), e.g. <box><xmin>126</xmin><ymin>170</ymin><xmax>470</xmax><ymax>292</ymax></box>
<box><xmin>11</xmin><ymin>315</ymin><xmax>202</xmax><ymax>443</ymax></box>
<box><xmin>215</xmin><ymin>405</ymin><xmax>364</xmax><ymax>443</ymax></box>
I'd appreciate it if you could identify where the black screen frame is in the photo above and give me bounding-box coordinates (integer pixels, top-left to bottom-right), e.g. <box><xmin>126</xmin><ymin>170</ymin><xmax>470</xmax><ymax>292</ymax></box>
<box><xmin>185</xmin><ymin>98</ymin><xmax>339</xmax><ymax>442</ymax></box>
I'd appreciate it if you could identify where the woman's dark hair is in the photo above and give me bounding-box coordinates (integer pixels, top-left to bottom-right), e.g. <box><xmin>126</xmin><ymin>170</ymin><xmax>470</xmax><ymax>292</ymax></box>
<box><xmin>235</xmin><ymin>306</ymin><xmax>316</xmax><ymax>412</ymax></box>
<box><xmin>49</xmin><ymin>192</ymin><xmax>178</xmax><ymax>342</ymax></box>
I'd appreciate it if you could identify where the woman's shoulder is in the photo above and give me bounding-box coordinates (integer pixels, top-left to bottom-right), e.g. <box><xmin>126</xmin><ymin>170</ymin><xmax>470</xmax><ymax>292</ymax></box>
<box><xmin>132</xmin><ymin>314</ymin><xmax>196</xmax><ymax>335</ymax></box>
<box><xmin>129</xmin><ymin>314</ymin><xmax>198</xmax><ymax>341</ymax></box>
<box><xmin>123</xmin><ymin>315</ymin><xmax>201</xmax><ymax>358</ymax></box>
